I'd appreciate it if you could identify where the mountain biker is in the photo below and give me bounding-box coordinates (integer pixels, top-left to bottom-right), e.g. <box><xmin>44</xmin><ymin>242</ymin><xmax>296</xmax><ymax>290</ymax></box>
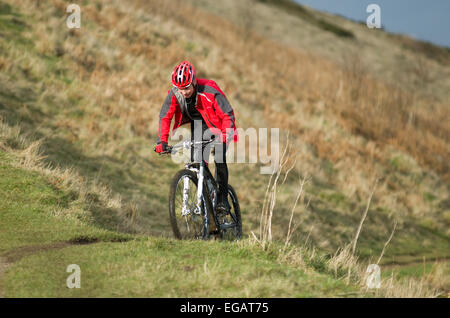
<box><xmin>155</xmin><ymin>60</ymin><xmax>238</xmax><ymax>215</ymax></box>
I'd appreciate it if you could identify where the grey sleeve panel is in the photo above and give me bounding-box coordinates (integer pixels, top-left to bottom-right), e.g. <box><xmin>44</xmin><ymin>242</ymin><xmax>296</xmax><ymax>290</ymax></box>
<box><xmin>160</xmin><ymin>90</ymin><xmax>175</xmax><ymax>119</ymax></box>
<box><xmin>215</xmin><ymin>91</ymin><xmax>235</xmax><ymax>142</ymax></box>
<box><xmin>156</xmin><ymin>90</ymin><xmax>175</xmax><ymax>144</ymax></box>
<box><xmin>199</xmin><ymin>85</ymin><xmax>234</xmax><ymax>117</ymax></box>
<box><xmin>198</xmin><ymin>84</ymin><xmax>235</xmax><ymax>141</ymax></box>
<box><xmin>215</xmin><ymin>93</ymin><xmax>234</xmax><ymax>120</ymax></box>
<box><xmin>199</xmin><ymin>84</ymin><xmax>220</xmax><ymax>96</ymax></box>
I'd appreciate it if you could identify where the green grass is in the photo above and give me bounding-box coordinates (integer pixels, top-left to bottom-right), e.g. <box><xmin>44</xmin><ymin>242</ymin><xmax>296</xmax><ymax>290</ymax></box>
<box><xmin>356</xmin><ymin>214</ymin><xmax>450</xmax><ymax>264</ymax></box>
<box><xmin>3</xmin><ymin>239</ymin><xmax>364</xmax><ymax>297</ymax></box>
<box><xmin>2</xmin><ymin>0</ymin><xmax>447</xmax><ymax>261</ymax></box>
<box><xmin>0</xmin><ymin>150</ymin><xmax>366</xmax><ymax>297</ymax></box>
<box><xmin>0</xmin><ymin>0</ymin><xmax>448</xmax><ymax>298</ymax></box>
<box><xmin>0</xmin><ymin>149</ymin><xmax>438</xmax><ymax>297</ymax></box>
<box><xmin>382</xmin><ymin>261</ymin><xmax>449</xmax><ymax>280</ymax></box>
<box><xmin>0</xmin><ymin>150</ymin><xmax>419</xmax><ymax>297</ymax></box>
<box><xmin>0</xmin><ymin>151</ymin><xmax>132</xmax><ymax>253</ymax></box>
<box><xmin>0</xmin><ymin>2</ymin><xmax>33</xmax><ymax>48</ymax></box>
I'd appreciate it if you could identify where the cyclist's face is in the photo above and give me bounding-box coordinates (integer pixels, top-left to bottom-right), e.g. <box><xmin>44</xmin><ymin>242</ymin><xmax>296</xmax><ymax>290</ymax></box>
<box><xmin>178</xmin><ymin>84</ymin><xmax>195</xmax><ymax>98</ymax></box>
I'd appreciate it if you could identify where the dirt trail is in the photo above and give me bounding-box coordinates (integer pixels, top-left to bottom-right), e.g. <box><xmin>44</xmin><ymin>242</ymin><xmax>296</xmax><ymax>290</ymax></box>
<box><xmin>0</xmin><ymin>240</ymin><xmax>98</xmax><ymax>298</ymax></box>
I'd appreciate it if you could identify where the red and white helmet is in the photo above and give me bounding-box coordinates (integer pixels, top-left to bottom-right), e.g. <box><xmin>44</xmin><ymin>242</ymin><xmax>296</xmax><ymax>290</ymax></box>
<box><xmin>171</xmin><ymin>61</ymin><xmax>196</xmax><ymax>89</ymax></box>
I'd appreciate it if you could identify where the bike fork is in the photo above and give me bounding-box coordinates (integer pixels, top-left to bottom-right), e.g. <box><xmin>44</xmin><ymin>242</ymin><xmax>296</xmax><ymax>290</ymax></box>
<box><xmin>196</xmin><ymin>164</ymin><xmax>204</xmax><ymax>215</ymax></box>
<box><xmin>181</xmin><ymin>176</ymin><xmax>190</xmax><ymax>217</ymax></box>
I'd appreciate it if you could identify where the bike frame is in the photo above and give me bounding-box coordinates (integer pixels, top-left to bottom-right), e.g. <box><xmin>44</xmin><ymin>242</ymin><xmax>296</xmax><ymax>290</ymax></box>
<box><xmin>163</xmin><ymin>139</ymin><xmax>241</xmax><ymax>240</ymax></box>
<box><xmin>170</xmin><ymin>140</ymin><xmax>217</xmax><ymax>228</ymax></box>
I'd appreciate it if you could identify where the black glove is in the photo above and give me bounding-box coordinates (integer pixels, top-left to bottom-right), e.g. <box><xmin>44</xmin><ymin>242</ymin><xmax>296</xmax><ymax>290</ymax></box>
<box><xmin>154</xmin><ymin>141</ymin><xmax>168</xmax><ymax>154</ymax></box>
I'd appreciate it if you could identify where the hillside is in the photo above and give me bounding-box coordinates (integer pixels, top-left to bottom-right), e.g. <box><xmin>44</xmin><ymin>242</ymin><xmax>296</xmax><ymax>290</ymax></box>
<box><xmin>0</xmin><ymin>144</ymin><xmax>443</xmax><ymax>298</ymax></box>
<box><xmin>188</xmin><ymin>0</ymin><xmax>450</xmax><ymax>101</ymax></box>
<box><xmin>0</xmin><ymin>0</ymin><xmax>449</xmax><ymax>297</ymax></box>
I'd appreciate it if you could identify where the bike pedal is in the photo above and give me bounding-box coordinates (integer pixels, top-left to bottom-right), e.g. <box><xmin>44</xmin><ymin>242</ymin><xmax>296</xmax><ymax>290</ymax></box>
<box><xmin>220</xmin><ymin>222</ymin><xmax>235</xmax><ymax>230</ymax></box>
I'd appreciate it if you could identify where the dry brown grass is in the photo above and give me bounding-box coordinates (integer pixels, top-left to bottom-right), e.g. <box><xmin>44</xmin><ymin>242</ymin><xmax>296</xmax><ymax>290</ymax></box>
<box><xmin>325</xmin><ymin>240</ymin><xmax>442</xmax><ymax>297</ymax></box>
<box><xmin>425</xmin><ymin>262</ymin><xmax>450</xmax><ymax>293</ymax></box>
<box><xmin>3</xmin><ymin>0</ymin><xmax>448</xmax><ymax>266</ymax></box>
<box><xmin>1</xmin><ymin>0</ymin><xmax>448</xmax><ymax>298</ymax></box>
<box><xmin>16</xmin><ymin>0</ymin><xmax>449</xmax><ymax>183</ymax></box>
<box><xmin>0</xmin><ymin>119</ymin><xmax>135</xmax><ymax>231</ymax></box>
<box><xmin>154</xmin><ymin>0</ymin><xmax>450</xmax><ymax>182</ymax></box>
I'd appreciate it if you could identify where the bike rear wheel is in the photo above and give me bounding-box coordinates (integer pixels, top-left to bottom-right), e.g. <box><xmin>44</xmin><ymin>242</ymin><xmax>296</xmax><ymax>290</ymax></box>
<box><xmin>169</xmin><ymin>169</ymin><xmax>209</xmax><ymax>240</ymax></box>
<box><xmin>216</xmin><ymin>184</ymin><xmax>242</xmax><ymax>240</ymax></box>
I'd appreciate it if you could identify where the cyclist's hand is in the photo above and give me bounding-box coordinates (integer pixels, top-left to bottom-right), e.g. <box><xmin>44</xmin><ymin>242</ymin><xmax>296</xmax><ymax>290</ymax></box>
<box><xmin>154</xmin><ymin>141</ymin><xmax>169</xmax><ymax>154</ymax></box>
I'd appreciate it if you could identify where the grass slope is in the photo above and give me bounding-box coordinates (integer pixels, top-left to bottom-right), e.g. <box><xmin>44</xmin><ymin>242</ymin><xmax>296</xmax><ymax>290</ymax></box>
<box><xmin>0</xmin><ymin>151</ymin><xmax>132</xmax><ymax>253</ymax></box>
<box><xmin>0</xmin><ymin>150</ymin><xmax>365</xmax><ymax>297</ymax></box>
<box><xmin>0</xmin><ymin>0</ymin><xmax>448</xmax><ymax>297</ymax></box>
<box><xmin>4</xmin><ymin>240</ymin><xmax>360</xmax><ymax>298</ymax></box>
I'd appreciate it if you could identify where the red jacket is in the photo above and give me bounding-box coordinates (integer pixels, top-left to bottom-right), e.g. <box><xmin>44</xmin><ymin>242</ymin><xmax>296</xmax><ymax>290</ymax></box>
<box><xmin>157</xmin><ymin>78</ymin><xmax>238</xmax><ymax>144</ymax></box>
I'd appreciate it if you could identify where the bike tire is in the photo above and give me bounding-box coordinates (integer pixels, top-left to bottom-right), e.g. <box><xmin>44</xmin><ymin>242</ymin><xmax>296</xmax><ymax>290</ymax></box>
<box><xmin>169</xmin><ymin>169</ymin><xmax>212</xmax><ymax>240</ymax></box>
<box><xmin>217</xmin><ymin>184</ymin><xmax>242</xmax><ymax>240</ymax></box>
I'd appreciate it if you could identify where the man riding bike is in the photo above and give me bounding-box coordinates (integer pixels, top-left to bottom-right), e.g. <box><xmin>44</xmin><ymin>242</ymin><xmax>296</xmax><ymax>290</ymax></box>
<box><xmin>155</xmin><ymin>60</ymin><xmax>238</xmax><ymax>215</ymax></box>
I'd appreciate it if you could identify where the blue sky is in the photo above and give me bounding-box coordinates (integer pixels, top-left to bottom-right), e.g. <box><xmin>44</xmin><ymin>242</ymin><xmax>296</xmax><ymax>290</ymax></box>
<box><xmin>295</xmin><ymin>0</ymin><xmax>450</xmax><ymax>48</ymax></box>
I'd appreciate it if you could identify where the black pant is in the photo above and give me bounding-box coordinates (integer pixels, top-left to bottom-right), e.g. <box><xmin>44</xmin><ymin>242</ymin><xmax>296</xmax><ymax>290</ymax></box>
<box><xmin>190</xmin><ymin>120</ymin><xmax>228</xmax><ymax>202</ymax></box>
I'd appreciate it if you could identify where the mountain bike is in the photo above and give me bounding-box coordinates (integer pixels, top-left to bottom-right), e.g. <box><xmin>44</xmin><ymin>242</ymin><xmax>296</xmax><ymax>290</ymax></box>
<box><xmin>159</xmin><ymin>139</ymin><xmax>242</xmax><ymax>241</ymax></box>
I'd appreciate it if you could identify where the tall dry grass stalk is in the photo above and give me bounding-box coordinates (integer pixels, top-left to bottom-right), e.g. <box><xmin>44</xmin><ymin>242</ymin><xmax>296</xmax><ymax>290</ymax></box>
<box><xmin>325</xmin><ymin>176</ymin><xmax>382</xmax><ymax>285</ymax></box>
<box><xmin>251</xmin><ymin>132</ymin><xmax>311</xmax><ymax>252</ymax></box>
<box><xmin>257</xmin><ymin>133</ymin><xmax>290</xmax><ymax>247</ymax></box>
<box><xmin>284</xmin><ymin>175</ymin><xmax>310</xmax><ymax>251</ymax></box>
<box><xmin>351</xmin><ymin>178</ymin><xmax>379</xmax><ymax>255</ymax></box>
<box><xmin>376</xmin><ymin>220</ymin><xmax>397</xmax><ymax>265</ymax></box>
<box><xmin>328</xmin><ymin>244</ymin><xmax>359</xmax><ymax>281</ymax></box>
<box><xmin>337</xmin><ymin>177</ymin><xmax>378</xmax><ymax>284</ymax></box>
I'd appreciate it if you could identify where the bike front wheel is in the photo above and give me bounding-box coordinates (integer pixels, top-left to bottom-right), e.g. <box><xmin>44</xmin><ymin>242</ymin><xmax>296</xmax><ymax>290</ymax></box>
<box><xmin>169</xmin><ymin>169</ymin><xmax>209</xmax><ymax>240</ymax></box>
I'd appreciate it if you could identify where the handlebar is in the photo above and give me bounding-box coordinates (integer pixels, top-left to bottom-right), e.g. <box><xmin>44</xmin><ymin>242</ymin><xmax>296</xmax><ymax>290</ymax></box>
<box><xmin>156</xmin><ymin>138</ymin><xmax>217</xmax><ymax>156</ymax></box>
